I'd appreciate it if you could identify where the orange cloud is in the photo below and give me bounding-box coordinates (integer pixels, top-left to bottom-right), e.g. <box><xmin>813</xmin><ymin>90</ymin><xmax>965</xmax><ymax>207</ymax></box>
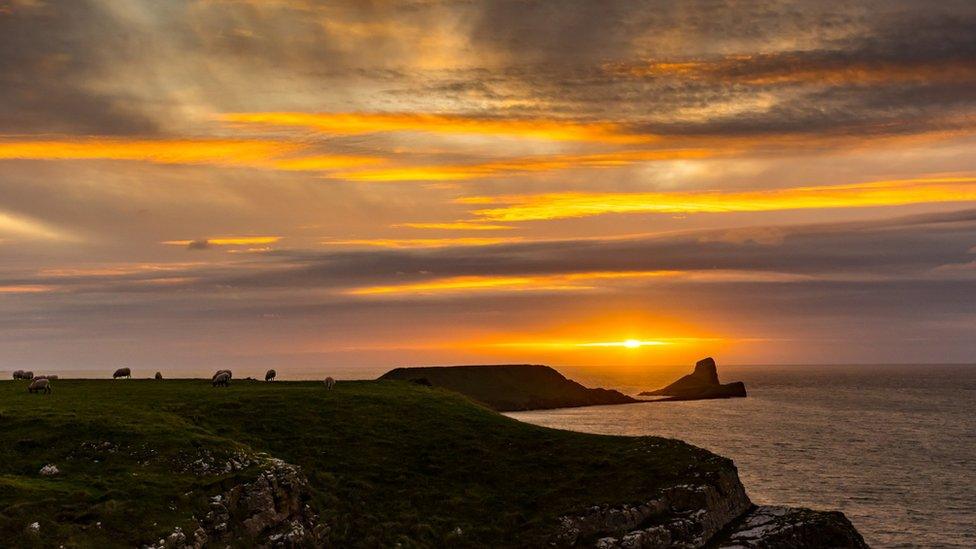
<box><xmin>330</xmin><ymin>148</ymin><xmax>719</xmax><ymax>182</ymax></box>
<box><xmin>392</xmin><ymin>222</ymin><xmax>516</xmax><ymax>231</ymax></box>
<box><xmin>345</xmin><ymin>271</ymin><xmax>680</xmax><ymax>296</ymax></box>
<box><xmin>219</xmin><ymin>112</ymin><xmax>653</xmax><ymax>144</ymax></box>
<box><xmin>0</xmin><ymin>138</ymin><xmax>380</xmax><ymax>172</ymax></box>
<box><xmin>606</xmin><ymin>55</ymin><xmax>976</xmax><ymax>86</ymax></box>
<box><xmin>162</xmin><ymin>236</ymin><xmax>281</xmax><ymax>247</ymax></box>
<box><xmin>325</xmin><ymin>237</ymin><xmax>524</xmax><ymax>249</ymax></box>
<box><xmin>460</xmin><ymin>176</ymin><xmax>976</xmax><ymax>222</ymax></box>
<box><xmin>38</xmin><ymin>263</ymin><xmax>207</xmax><ymax>278</ymax></box>
<box><xmin>0</xmin><ymin>284</ymin><xmax>56</xmax><ymax>294</ymax></box>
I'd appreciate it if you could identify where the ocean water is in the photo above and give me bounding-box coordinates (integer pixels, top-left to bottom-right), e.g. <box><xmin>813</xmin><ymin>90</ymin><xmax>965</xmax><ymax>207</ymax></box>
<box><xmin>507</xmin><ymin>364</ymin><xmax>976</xmax><ymax>548</ymax></box>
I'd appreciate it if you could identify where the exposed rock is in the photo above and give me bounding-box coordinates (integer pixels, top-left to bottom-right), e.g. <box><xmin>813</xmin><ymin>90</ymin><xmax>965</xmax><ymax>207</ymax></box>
<box><xmin>553</xmin><ymin>467</ymin><xmax>751</xmax><ymax>547</ymax></box>
<box><xmin>639</xmin><ymin>358</ymin><xmax>746</xmax><ymax>401</ymax></box>
<box><xmin>714</xmin><ymin>505</ymin><xmax>869</xmax><ymax>548</ymax></box>
<box><xmin>39</xmin><ymin>463</ymin><xmax>60</xmax><ymax>476</ymax></box>
<box><xmin>146</xmin><ymin>456</ymin><xmax>328</xmax><ymax>549</ymax></box>
<box><xmin>198</xmin><ymin>457</ymin><xmax>328</xmax><ymax>547</ymax></box>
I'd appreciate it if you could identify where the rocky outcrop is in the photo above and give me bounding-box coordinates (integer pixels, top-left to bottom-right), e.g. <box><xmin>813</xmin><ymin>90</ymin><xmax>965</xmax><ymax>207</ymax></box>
<box><xmin>552</xmin><ymin>468</ymin><xmax>751</xmax><ymax>547</ymax></box>
<box><xmin>380</xmin><ymin>364</ymin><xmax>637</xmax><ymax>411</ymax></box>
<box><xmin>714</xmin><ymin>505</ymin><xmax>869</xmax><ymax>548</ymax></box>
<box><xmin>552</xmin><ymin>468</ymin><xmax>867</xmax><ymax>548</ymax></box>
<box><xmin>639</xmin><ymin>358</ymin><xmax>746</xmax><ymax>401</ymax></box>
<box><xmin>151</xmin><ymin>457</ymin><xmax>329</xmax><ymax>549</ymax></box>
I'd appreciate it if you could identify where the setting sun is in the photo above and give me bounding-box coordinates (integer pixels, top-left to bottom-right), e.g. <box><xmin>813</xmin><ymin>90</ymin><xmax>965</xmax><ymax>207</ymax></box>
<box><xmin>575</xmin><ymin>339</ymin><xmax>670</xmax><ymax>348</ymax></box>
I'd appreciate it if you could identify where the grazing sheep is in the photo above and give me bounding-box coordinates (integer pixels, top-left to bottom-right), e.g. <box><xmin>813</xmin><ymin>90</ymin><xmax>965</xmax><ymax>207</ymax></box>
<box><xmin>33</xmin><ymin>374</ymin><xmax>57</xmax><ymax>381</ymax></box>
<box><xmin>212</xmin><ymin>369</ymin><xmax>232</xmax><ymax>381</ymax></box>
<box><xmin>113</xmin><ymin>367</ymin><xmax>131</xmax><ymax>379</ymax></box>
<box><xmin>12</xmin><ymin>370</ymin><xmax>27</xmax><ymax>380</ymax></box>
<box><xmin>324</xmin><ymin>376</ymin><xmax>336</xmax><ymax>390</ymax></box>
<box><xmin>28</xmin><ymin>378</ymin><xmax>51</xmax><ymax>394</ymax></box>
<box><xmin>265</xmin><ymin>369</ymin><xmax>276</xmax><ymax>382</ymax></box>
<box><xmin>154</xmin><ymin>372</ymin><xmax>163</xmax><ymax>380</ymax></box>
<box><xmin>212</xmin><ymin>372</ymin><xmax>231</xmax><ymax>387</ymax></box>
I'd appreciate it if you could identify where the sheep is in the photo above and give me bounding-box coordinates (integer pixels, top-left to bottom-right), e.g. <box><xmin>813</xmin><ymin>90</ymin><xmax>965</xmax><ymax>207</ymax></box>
<box><xmin>154</xmin><ymin>372</ymin><xmax>163</xmax><ymax>380</ymax></box>
<box><xmin>324</xmin><ymin>376</ymin><xmax>336</xmax><ymax>390</ymax></box>
<box><xmin>265</xmin><ymin>369</ymin><xmax>276</xmax><ymax>382</ymax></box>
<box><xmin>212</xmin><ymin>372</ymin><xmax>231</xmax><ymax>387</ymax></box>
<box><xmin>212</xmin><ymin>369</ymin><xmax>232</xmax><ymax>381</ymax></box>
<box><xmin>28</xmin><ymin>378</ymin><xmax>51</xmax><ymax>394</ymax></box>
<box><xmin>113</xmin><ymin>367</ymin><xmax>131</xmax><ymax>379</ymax></box>
<box><xmin>12</xmin><ymin>370</ymin><xmax>27</xmax><ymax>380</ymax></box>
<box><xmin>33</xmin><ymin>374</ymin><xmax>58</xmax><ymax>381</ymax></box>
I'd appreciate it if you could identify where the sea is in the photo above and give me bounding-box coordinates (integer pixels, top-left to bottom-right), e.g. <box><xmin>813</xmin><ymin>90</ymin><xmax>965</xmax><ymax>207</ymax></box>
<box><xmin>8</xmin><ymin>363</ymin><xmax>974</xmax><ymax>547</ymax></box>
<box><xmin>507</xmin><ymin>364</ymin><xmax>976</xmax><ymax>548</ymax></box>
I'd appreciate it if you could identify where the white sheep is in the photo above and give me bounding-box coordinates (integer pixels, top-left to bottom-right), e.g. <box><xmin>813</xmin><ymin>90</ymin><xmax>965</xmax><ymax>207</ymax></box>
<box><xmin>212</xmin><ymin>372</ymin><xmax>231</xmax><ymax>387</ymax></box>
<box><xmin>28</xmin><ymin>378</ymin><xmax>51</xmax><ymax>394</ymax></box>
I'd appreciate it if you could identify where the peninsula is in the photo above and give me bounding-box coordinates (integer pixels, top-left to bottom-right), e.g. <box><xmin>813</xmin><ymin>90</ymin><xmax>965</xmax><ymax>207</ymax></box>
<box><xmin>1</xmin><ymin>376</ymin><xmax>863</xmax><ymax>547</ymax></box>
<box><xmin>379</xmin><ymin>364</ymin><xmax>637</xmax><ymax>411</ymax></box>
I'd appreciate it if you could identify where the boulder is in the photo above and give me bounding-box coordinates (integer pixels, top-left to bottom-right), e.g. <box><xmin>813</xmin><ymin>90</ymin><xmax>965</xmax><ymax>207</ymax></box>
<box><xmin>714</xmin><ymin>505</ymin><xmax>869</xmax><ymax>548</ymax></box>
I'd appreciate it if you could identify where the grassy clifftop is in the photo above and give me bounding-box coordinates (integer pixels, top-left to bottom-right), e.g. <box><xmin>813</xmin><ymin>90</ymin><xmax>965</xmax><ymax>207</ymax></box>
<box><xmin>0</xmin><ymin>380</ymin><xmax>731</xmax><ymax>547</ymax></box>
<box><xmin>0</xmin><ymin>378</ymin><xmax>731</xmax><ymax>548</ymax></box>
<box><xmin>379</xmin><ymin>364</ymin><xmax>637</xmax><ymax>411</ymax></box>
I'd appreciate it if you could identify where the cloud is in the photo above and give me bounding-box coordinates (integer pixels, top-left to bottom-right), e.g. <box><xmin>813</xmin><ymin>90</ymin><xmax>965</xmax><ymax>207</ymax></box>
<box><xmin>0</xmin><ymin>138</ymin><xmax>383</xmax><ymax>172</ymax></box>
<box><xmin>0</xmin><ymin>0</ymin><xmax>161</xmax><ymax>135</ymax></box>
<box><xmin>391</xmin><ymin>222</ymin><xmax>515</xmax><ymax>231</ymax></box>
<box><xmin>456</xmin><ymin>176</ymin><xmax>976</xmax><ymax>222</ymax></box>
<box><xmin>162</xmin><ymin>236</ymin><xmax>281</xmax><ymax>250</ymax></box>
<box><xmin>220</xmin><ymin>112</ymin><xmax>652</xmax><ymax>144</ymax></box>
<box><xmin>324</xmin><ymin>237</ymin><xmax>525</xmax><ymax>249</ymax></box>
<box><xmin>0</xmin><ymin>209</ymin><xmax>73</xmax><ymax>241</ymax></box>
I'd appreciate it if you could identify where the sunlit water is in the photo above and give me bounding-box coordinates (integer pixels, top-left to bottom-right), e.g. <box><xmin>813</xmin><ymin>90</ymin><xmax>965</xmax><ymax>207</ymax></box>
<box><xmin>7</xmin><ymin>364</ymin><xmax>973</xmax><ymax>546</ymax></box>
<box><xmin>507</xmin><ymin>364</ymin><xmax>976</xmax><ymax>548</ymax></box>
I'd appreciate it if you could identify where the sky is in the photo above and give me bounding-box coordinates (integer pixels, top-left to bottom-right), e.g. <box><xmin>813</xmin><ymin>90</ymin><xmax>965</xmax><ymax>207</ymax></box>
<box><xmin>2</xmin><ymin>0</ymin><xmax>976</xmax><ymax>373</ymax></box>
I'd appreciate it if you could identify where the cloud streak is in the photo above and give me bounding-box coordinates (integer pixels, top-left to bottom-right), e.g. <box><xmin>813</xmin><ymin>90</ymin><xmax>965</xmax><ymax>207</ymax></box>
<box><xmin>459</xmin><ymin>176</ymin><xmax>976</xmax><ymax>222</ymax></box>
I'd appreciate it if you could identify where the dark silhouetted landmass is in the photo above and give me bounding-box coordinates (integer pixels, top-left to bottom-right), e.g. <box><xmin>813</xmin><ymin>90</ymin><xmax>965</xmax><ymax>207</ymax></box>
<box><xmin>0</xmin><ymin>379</ymin><xmax>865</xmax><ymax>547</ymax></box>
<box><xmin>640</xmin><ymin>357</ymin><xmax>747</xmax><ymax>401</ymax></box>
<box><xmin>379</xmin><ymin>364</ymin><xmax>637</xmax><ymax>411</ymax></box>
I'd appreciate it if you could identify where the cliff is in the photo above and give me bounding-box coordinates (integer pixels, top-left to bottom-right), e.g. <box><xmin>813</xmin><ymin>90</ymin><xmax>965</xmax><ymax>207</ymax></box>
<box><xmin>640</xmin><ymin>357</ymin><xmax>747</xmax><ymax>401</ymax></box>
<box><xmin>0</xmin><ymin>378</ymin><xmax>865</xmax><ymax>547</ymax></box>
<box><xmin>379</xmin><ymin>364</ymin><xmax>637</xmax><ymax>411</ymax></box>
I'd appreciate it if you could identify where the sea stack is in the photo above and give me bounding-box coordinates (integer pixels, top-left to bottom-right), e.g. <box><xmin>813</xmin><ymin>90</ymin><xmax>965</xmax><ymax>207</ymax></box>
<box><xmin>640</xmin><ymin>357</ymin><xmax>747</xmax><ymax>401</ymax></box>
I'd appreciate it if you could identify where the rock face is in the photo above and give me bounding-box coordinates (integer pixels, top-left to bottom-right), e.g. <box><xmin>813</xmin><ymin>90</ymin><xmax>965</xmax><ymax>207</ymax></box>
<box><xmin>714</xmin><ymin>505</ymin><xmax>869</xmax><ymax>548</ymax></box>
<box><xmin>553</xmin><ymin>469</ymin><xmax>868</xmax><ymax>549</ymax></box>
<box><xmin>553</xmin><ymin>468</ymin><xmax>751</xmax><ymax>548</ymax></box>
<box><xmin>154</xmin><ymin>457</ymin><xmax>329</xmax><ymax>549</ymax></box>
<box><xmin>379</xmin><ymin>364</ymin><xmax>637</xmax><ymax>411</ymax></box>
<box><xmin>639</xmin><ymin>357</ymin><xmax>747</xmax><ymax>401</ymax></box>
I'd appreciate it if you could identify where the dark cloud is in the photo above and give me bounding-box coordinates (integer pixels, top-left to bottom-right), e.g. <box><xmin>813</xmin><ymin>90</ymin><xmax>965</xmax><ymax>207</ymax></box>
<box><xmin>0</xmin><ymin>1</ymin><xmax>158</xmax><ymax>134</ymax></box>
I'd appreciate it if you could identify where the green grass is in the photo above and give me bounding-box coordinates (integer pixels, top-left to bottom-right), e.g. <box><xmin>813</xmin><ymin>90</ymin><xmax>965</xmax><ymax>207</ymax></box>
<box><xmin>0</xmin><ymin>379</ymin><xmax>732</xmax><ymax>547</ymax></box>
